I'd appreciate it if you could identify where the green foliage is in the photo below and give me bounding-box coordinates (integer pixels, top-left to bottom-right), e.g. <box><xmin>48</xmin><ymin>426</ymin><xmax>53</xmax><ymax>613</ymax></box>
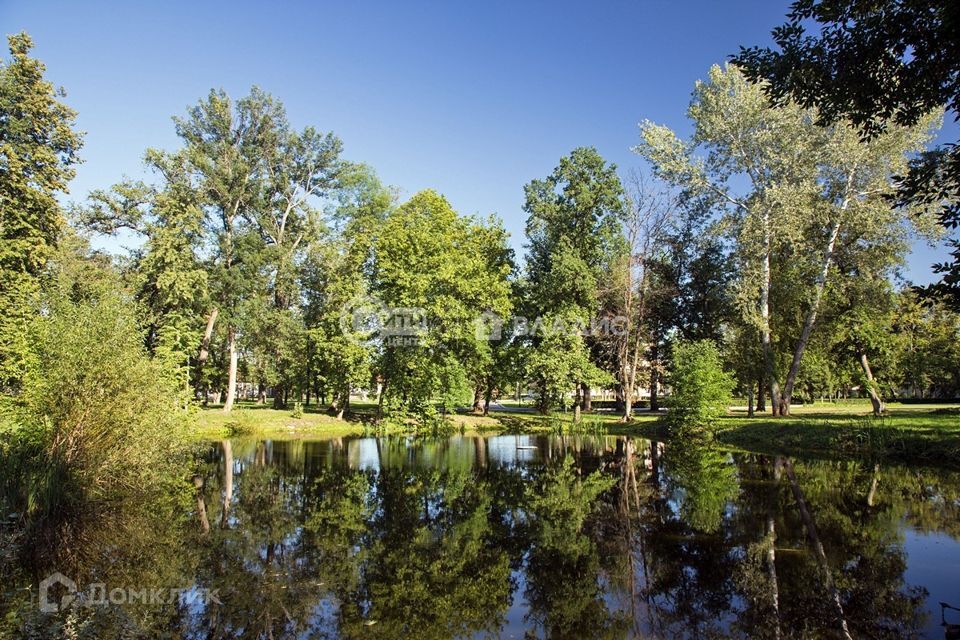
<box><xmin>0</xmin><ymin>33</ymin><xmax>83</xmax><ymax>388</ymax></box>
<box><xmin>526</xmin><ymin>456</ymin><xmax>615</xmax><ymax>558</ymax></box>
<box><xmin>373</xmin><ymin>190</ymin><xmax>512</xmax><ymax>420</ymax></box>
<box><xmin>525</xmin><ymin>311</ymin><xmax>613</xmax><ymax>414</ymax></box>
<box><xmin>734</xmin><ymin>1</ymin><xmax>960</xmax><ymax>307</ymax></box>
<box><xmin>524</xmin><ymin>147</ymin><xmax>625</xmax><ymax>315</ymax></box>
<box><xmin>223</xmin><ymin>409</ymin><xmax>258</xmax><ymax>435</ymax></box>
<box><xmin>1</xmin><ymin>290</ymin><xmax>192</xmax><ymax>518</ymax></box>
<box><xmin>291</xmin><ymin>401</ymin><xmax>303</xmax><ymax>419</ymax></box>
<box><xmin>639</xmin><ymin>64</ymin><xmax>939</xmax><ymax>413</ymax></box>
<box><xmin>666</xmin><ymin>339</ymin><xmax>735</xmax><ymax>433</ymax></box>
<box><xmin>521</xmin><ymin>148</ymin><xmax>625</xmax><ymax>412</ymax></box>
<box><xmin>892</xmin><ymin>291</ymin><xmax>960</xmax><ymax>398</ymax></box>
<box><xmin>665</xmin><ymin>441</ymin><xmax>739</xmax><ymax>533</ymax></box>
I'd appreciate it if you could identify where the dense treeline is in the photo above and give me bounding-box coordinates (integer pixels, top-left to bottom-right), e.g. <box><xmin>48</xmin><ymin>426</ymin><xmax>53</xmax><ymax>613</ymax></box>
<box><xmin>1</xmin><ymin>31</ymin><xmax>959</xmax><ymax>437</ymax></box>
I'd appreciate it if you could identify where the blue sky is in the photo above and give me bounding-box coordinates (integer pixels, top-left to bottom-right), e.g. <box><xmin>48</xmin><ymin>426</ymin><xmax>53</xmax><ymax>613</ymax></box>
<box><xmin>3</xmin><ymin>0</ymin><xmax>954</xmax><ymax>283</ymax></box>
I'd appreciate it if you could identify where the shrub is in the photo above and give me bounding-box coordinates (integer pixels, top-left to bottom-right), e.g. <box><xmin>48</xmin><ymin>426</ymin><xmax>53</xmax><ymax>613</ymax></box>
<box><xmin>665</xmin><ymin>339</ymin><xmax>735</xmax><ymax>434</ymax></box>
<box><xmin>1</xmin><ymin>292</ymin><xmax>193</xmax><ymax>518</ymax></box>
<box><xmin>224</xmin><ymin>409</ymin><xmax>258</xmax><ymax>436</ymax></box>
<box><xmin>291</xmin><ymin>401</ymin><xmax>304</xmax><ymax>419</ymax></box>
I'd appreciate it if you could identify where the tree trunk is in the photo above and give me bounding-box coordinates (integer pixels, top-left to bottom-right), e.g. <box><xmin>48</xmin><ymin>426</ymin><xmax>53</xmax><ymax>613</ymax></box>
<box><xmin>483</xmin><ymin>382</ymin><xmax>493</xmax><ymax>416</ymax></box>
<box><xmin>760</xmin><ymin>211</ymin><xmax>784</xmax><ymax>416</ymax></box>
<box><xmin>649</xmin><ymin>352</ymin><xmax>659</xmax><ymax>412</ymax></box>
<box><xmin>766</xmin><ymin>514</ymin><xmax>781</xmax><ymax>640</ymax></box>
<box><xmin>273</xmin><ymin>385</ymin><xmax>285</xmax><ymax>409</ymax></box>
<box><xmin>377</xmin><ymin>381</ymin><xmax>387</xmax><ymax>419</ymax></box>
<box><xmin>573</xmin><ymin>383</ymin><xmax>582</xmax><ymax>423</ymax></box>
<box><xmin>304</xmin><ymin>338</ymin><xmax>312</xmax><ymax>407</ymax></box>
<box><xmin>472</xmin><ymin>385</ymin><xmax>484</xmax><ymax>413</ymax></box>
<box><xmin>193</xmin><ymin>475</ymin><xmax>210</xmax><ymax>535</ymax></box>
<box><xmin>747</xmin><ymin>385</ymin><xmax>755</xmax><ymax>418</ymax></box>
<box><xmin>223</xmin><ymin>329</ymin><xmax>238</xmax><ymax>413</ymax></box>
<box><xmin>782</xmin><ymin>220</ymin><xmax>842</xmax><ymax>413</ymax></box>
<box><xmin>196</xmin><ymin>308</ymin><xmax>219</xmax><ymax>395</ymax></box>
<box><xmin>784</xmin><ymin>458</ymin><xmax>853</xmax><ymax>640</ymax></box>
<box><xmin>757</xmin><ymin>376</ymin><xmax>766</xmax><ymax>412</ymax></box>
<box><xmin>856</xmin><ymin>350</ymin><xmax>885</xmax><ymax>415</ymax></box>
<box><xmin>582</xmin><ymin>386</ymin><xmax>592</xmax><ymax>412</ymax></box>
<box><xmin>474</xmin><ymin>436</ymin><xmax>488</xmax><ymax>468</ymax></box>
<box><xmin>220</xmin><ymin>440</ymin><xmax>233</xmax><ymax>529</ymax></box>
<box><xmin>867</xmin><ymin>463</ymin><xmax>880</xmax><ymax>507</ymax></box>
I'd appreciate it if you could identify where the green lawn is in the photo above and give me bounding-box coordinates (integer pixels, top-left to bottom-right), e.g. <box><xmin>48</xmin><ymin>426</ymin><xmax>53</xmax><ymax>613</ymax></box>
<box><xmin>192</xmin><ymin>399</ymin><xmax>960</xmax><ymax>467</ymax></box>
<box><xmin>717</xmin><ymin>401</ymin><xmax>960</xmax><ymax>467</ymax></box>
<box><xmin>193</xmin><ymin>401</ymin><xmax>366</xmax><ymax>439</ymax></box>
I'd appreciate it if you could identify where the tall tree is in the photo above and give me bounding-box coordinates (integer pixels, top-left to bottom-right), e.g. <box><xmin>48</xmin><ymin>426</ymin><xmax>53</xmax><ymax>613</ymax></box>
<box><xmin>302</xmin><ymin>164</ymin><xmax>392</xmax><ymax>416</ymax></box>
<box><xmin>251</xmin><ymin>120</ymin><xmax>345</xmax><ymax>407</ymax></box>
<box><xmin>733</xmin><ymin>0</ymin><xmax>960</xmax><ymax>308</ymax></box>
<box><xmin>80</xmin><ymin>150</ymin><xmax>209</xmax><ymax>397</ymax></box>
<box><xmin>174</xmin><ymin>88</ymin><xmax>282</xmax><ymax>412</ymax></box>
<box><xmin>372</xmin><ymin>190</ymin><xmax>512</xmax><ymax>421</ymax></box>
<box><xmin>0</xmin><ymin>33</ymin><xmax>82</xmax><ymax>388</ymax></box>
<box><xmin>603</xmin><ymin>172</ymin><xmax>676</xmax><ymax>421</ymax></box>
<box><xmin>522</xmin><ymin>147</ymin><xmax>625</xmax><ymax>414</ymax></box>
<box><xmin>636</xmin><ymin>64</ymin><xmax>817</xmax><ymax>415</ymax></box>
<box><xmin>637</xmin><ymin>64</ymin><xmax>937</xmax><ymax>415</ymax></box>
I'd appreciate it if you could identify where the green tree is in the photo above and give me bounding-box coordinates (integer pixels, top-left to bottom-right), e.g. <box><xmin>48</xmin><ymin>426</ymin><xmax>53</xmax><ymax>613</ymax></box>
<box><xmin>733</xmin><ymin>0</ymin><xmax>960</xmax><ymax>307</ymax></box>
<box><xmin>665</xmin><ymin>339</ymin><xmax>735</xmax><ymax>434</ymax></box>
<box><xmin>522</xmin><ymin>147</ymin><xmax>625</xmax><ymax>414</ymax></box>
<box><xmin>3</xmin><ymin>283</ymin><xmax>192</xmax><ymax>519</ymax></box>
<box><xmin>302</xmin><ymin>164</ymin><xmax>392</xmax><ymax>414</ymax></box>
<box><xmin>250</xmin><ymin>115</ymin><xmax>346</xmax><ymax>407</ymax></box>
<box><xmin>0</xmin><ymin>33</ymin><xmax>83</xmax><ymax>388</ymax></box>
<box><xmin>637</xmin><ymin>64</ymin><xmax>938</xmax><ymax>415</ymax></box>
<box><xmin>893</xmin><ymin>291</ymin><xmax>960</xmax><ymax>398</ymax></box>
<box><xmin>373</xmin><ymin>190</ymin><xmax>512</xmax><ymax>421</ymax></box>
<box><xmin>174</xmin><ymin>87</ymin><xmax>281</xmax><ymax>411</ymax></box>
<box><xmin>80</xmin><ymin>151</ymin><xmax>210</xmax><ymax>398</ymax></box>
<box><xmin>603</xmin><ymin>172</ymin><xmax>676</xmax><ymax>420</ymax></box>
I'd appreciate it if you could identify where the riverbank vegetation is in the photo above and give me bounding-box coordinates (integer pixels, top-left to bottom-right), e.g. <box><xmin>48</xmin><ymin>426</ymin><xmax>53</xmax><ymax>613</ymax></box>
<box><xmin>2</xmin><ymin>0</ymin><xmax>960</xmax><ymax>534</ymax></box>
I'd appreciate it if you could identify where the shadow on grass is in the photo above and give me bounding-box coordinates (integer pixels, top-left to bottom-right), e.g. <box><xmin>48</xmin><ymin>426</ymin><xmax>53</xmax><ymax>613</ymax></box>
<box><xmin>714</xmin><ymin>414</ymin><xmax>960</xmax><ymax>470</ymax></box>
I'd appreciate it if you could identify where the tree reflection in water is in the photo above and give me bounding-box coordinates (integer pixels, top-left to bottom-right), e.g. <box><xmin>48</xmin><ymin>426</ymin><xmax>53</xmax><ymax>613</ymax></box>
<box><xmin>3</xmin><ymin>434</ymin><xmax>957</xmax><ymax>639</ymax></box>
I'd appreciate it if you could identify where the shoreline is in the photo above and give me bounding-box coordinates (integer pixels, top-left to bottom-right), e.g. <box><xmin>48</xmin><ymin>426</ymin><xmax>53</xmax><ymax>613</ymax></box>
<box><xmin>192</xmin><ymin>401</ymin><xmax>960</xmax><ymax>469</ymax></box>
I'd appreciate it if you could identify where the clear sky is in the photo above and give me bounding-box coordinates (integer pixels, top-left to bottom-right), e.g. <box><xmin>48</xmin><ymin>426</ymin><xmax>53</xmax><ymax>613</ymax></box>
<box><xmin>3</xmin><ymin>0</ymin><xmax>954</xmax><ymax>283</ymax></box>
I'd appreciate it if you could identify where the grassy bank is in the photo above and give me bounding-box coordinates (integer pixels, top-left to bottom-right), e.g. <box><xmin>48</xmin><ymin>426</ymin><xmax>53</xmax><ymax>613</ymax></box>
<box><xmin>621</xmin><ymin>401</ymin><xmax>960</xmax><ymax>468</ymax></box>
<box><xmin>193</xmin><ymin>402</ymin><xmax>366</xmax><ymax>440</ymax></box>
<box><xmin>192</xmin><ymin>400</ymin><xmax>960</xmax><ymax>467</ymax></box>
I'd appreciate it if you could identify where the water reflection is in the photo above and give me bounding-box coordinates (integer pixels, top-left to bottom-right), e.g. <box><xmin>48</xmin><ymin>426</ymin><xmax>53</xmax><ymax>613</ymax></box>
<box><xmin>4</xmin><ymin>434</ymin><xmax>959</xmax><ymax>639</ymax></box>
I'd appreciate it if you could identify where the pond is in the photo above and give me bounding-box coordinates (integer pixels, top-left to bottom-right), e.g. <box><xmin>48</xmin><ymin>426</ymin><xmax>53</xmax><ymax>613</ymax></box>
<box><xmin>5</xmin><ymin>434</ymin><xmax>960</xmax><ymax>638</ymax></box>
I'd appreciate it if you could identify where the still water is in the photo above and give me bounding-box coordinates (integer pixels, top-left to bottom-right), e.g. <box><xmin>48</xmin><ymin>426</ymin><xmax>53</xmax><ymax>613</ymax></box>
<box><xmin>8</xmin><ymin>434</ymin><xmax>960</xmax><ymax>638</ymax></box>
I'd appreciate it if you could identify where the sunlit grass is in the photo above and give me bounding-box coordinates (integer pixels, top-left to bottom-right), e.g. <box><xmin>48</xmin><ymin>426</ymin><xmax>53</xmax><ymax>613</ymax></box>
<box><xmin>704</xmin><ymin>401</ymin><xmax>958</xmax><ymax>467</ymax></box>
<box><xmin>193</xmin><ymin>401</ymin><xmax>364</xmax><ymax>439</ymax></box>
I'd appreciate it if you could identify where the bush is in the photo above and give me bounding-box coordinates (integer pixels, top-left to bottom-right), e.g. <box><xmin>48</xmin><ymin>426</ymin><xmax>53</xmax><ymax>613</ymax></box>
<box><xmin>291</xmin><ymin>401</ymin><xmax>304</xmax><ymax>419</ymax></box>
<box><xmin>224</xmin><ymin>409</ymin><xmax>258</xmax><ymax>435</ymax></box>
<box><xmin>1</xmin><ymin>292</ymin><xmax>193</xmax><ymax>518</ymax></box>
<box><xmin>665</xmin><ymin>340</ymin><xmax>735</xmax><ymax>434</ymax></box>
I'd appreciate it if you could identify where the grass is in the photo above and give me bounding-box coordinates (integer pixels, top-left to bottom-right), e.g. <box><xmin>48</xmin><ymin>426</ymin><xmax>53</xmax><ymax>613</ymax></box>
<box><xmin>192</xmin><ymin>401</ymin><xmax>366</xmax><ymax>440</ymax></box>
<box><xmin>191</xmin><ymin>398</ymin><xmax>960</xmax><ymax>468</ymax></box>
<box><xmin>719</xmin><ymin>401</ymin><xmax>960</xmax><ymax>467</ymax></box>
<box><xmin>624</xmin><ymin>400</ymin><xmax>960</xmax><ymax>468</ymax></box>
